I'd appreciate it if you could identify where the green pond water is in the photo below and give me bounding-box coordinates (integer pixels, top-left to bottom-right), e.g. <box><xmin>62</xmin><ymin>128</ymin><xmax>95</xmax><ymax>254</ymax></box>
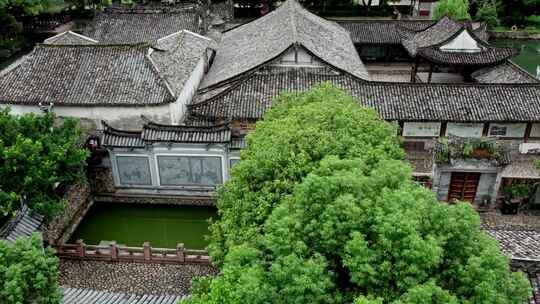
<box><xmin>491</xmin><ymin>39</ymin><xmax>540</xmax><ymax>76</ymax></box>
<box><xmin>70</xmin><ymin>203</ymin><xmax>216</xmax><ymax>249</ymax></box>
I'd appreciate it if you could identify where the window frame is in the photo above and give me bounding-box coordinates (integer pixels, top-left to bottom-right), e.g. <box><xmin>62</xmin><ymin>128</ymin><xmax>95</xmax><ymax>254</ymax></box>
<box><xmin>154</xmin><ymin>153</ymin><xmax>226</xmax><ymax>188</ymax></box>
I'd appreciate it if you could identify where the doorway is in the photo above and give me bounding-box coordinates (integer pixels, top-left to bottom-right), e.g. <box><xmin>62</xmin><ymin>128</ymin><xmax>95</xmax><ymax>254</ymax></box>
<box><xmin>448</xmin><ymin>172</ymin><xmax>481</xmax><ymax>203</ymax></box>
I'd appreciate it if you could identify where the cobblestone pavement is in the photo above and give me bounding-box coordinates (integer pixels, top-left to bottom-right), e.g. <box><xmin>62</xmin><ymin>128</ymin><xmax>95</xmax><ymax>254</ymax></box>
<box><xmin>59</xmin><ymin>259</ymin><xmax>217</xmax><ymax>296</ymax></box>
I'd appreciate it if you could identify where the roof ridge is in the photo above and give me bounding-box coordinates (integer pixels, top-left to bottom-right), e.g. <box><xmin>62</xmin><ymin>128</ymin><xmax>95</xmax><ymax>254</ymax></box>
<box><xmin>36</xmin><ymin>42</ymin><xmax>150</xmax><ymax>49</ymax></box>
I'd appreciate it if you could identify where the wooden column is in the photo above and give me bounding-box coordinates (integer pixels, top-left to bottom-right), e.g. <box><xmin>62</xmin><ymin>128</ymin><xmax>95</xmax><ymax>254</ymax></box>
<box><xmin>439</xmin><ymin>122</ymin><xmax>447</xmax><ymax>137</ymax></box>
<box><xmin>482</xmin><ymin>123</ymin><xmax>490</xmax><ymax>137</ymax></box>
<box><xmin>427</xmin><ymin>63</ymin><xmax>433</xmax><ymax>83</ymax></box>
<box><xmin>76</xmin><ymin>239</ymin><xmax>86</xmax><ymax>258</ymax></box>
<box><xmin>143</xmin><ymin>242</ymin><xmax>151</xmax><ymax>260</ymax></box>
<box><xmin>524</xmin><ymin>122</ymin><xmax>532</xmax><ymax>142</ymax></box>
<box><xmin>411</xmin><ymin>57</ymin><xmax>420</xmax><ymax>83</ymax></box>
<box><xmin>177</xmin><ymin>243</ymin><xmax>185</xmax><ymax>263</ymax></box>
<box><xmin>110</xmin><ymin>242</ymin><xmax>118</xmax><ymax>261</ymax></box>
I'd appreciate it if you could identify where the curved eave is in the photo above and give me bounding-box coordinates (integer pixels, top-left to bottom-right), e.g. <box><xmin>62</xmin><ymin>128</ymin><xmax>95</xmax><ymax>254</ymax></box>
<box><xmin>417</xmin><ymin>47</ymin><xmax>519</xmax><ymax>67</ymax></box>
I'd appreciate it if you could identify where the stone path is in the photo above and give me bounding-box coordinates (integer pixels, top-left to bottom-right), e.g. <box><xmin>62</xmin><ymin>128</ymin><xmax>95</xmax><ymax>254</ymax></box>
<box><xmin>59</xmin><ymin>259</ymin><xmax>217</xmax><ymax>296</ymax></box>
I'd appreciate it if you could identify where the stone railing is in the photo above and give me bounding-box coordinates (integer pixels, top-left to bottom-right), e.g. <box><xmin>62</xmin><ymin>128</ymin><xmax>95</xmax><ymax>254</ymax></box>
<box><xmin>55</xmin><ymin>240</ymin><xmax>210</xmax><ymax>265</ymax></box>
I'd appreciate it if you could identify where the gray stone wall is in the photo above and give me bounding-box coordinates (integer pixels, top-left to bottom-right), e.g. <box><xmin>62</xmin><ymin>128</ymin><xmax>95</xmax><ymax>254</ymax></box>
<box><xmin>43</xmin><ymin>182</ymin><xmax>92</xmax><ymax>245</ymax></box>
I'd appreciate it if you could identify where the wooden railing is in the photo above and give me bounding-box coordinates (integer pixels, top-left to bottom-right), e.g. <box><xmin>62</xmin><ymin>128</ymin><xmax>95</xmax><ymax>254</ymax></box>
<box><xmin>55</xmin><ymin>240</ymin><xmax>210</xmax><ymax>265</ymax></box>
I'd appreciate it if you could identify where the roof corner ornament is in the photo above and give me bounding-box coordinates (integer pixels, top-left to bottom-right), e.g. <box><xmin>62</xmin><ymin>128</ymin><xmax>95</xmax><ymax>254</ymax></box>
<box><xmin>38</xmin><ymin>102</ymin><xmax>54</xmax><ymax>113</ymax></box>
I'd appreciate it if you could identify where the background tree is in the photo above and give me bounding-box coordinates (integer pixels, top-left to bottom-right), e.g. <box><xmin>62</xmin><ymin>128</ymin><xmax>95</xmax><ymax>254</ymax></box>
<box><xmin>474</xmin><ymin>0</ymin><xmax>499</xmax><ymax>28</ymax></box>
<box><xmin>433</xmin><ymin>0</ymin><xmax>471</xmax><ymax>20</ymax></box>
<box><xmin>0</xmin><ymin>233</ymin><xmax>62</xmax><ymax>304</ymax></box>
<box><xmin>184</xmin><ymin>84</ymin><xmax>530</xmax><ymax>304</ymax></box>
<box><xmin>0</xmin><ymin>108</ymin><xmax>88</xmax><ymax>219</ymax></box>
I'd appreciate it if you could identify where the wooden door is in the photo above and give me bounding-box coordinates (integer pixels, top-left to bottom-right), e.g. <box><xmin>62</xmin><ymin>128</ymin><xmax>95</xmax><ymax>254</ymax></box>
<box><xmin>447</xmin><ymin>172</ymin><xmax>481</xmax><ymax>203</ymax></box>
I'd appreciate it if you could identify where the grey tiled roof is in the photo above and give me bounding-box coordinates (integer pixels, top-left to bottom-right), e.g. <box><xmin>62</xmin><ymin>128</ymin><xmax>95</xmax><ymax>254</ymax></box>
<box><xmin>43</xmin><ymin>31</ymin><xmax>99</xmax><ymax>45</ymax></box>
<box><xmin>0</xmin><ymin>205</ymin><xmax>44</xmax><ymax>243</ymax></box>
<box><xmin>142</xmin><ymin>121</ymin><xmax>231</xmax><ymax>143</ymax></box>
<box><xmin>338</xmin><ymin>20</ymin><xmax>434</xmax><ymax>45</ymax></box>
<box><xmin>62</xmin><ymin>288</ymin><xmax>182</xmax><ymax>304</ymax></box>
<box><xmin>84</xmin><ymin>6</ymin><xmax>202</xmax><ymax>44</ymax></box>
<box><xmin>418</xmin><ymin>46</ymin><xmax>518</xmax><ymax>66</ymax></box>
<box><xmin>399</xmin><ymin>16</ymin><xmax>463</xmax><ymax>56</ymax></box>
<box><xmin>101</xmin><ymin>120</ymin><xmax>232</xmax><ymax>147</ymax></box>
<box><xmin>501</xmin><ymin>153</ymin><xmax>540</xmax><ymax>179</ymax></box>
<box><xmin>0</xmin><ymin>44</ymin><xmax>175</xmax><ymax>106</ymax></box>
<box><xmin>200</xmin><ymin>0</ymin><xmax>369</xmax><ymax>88</ymax></box>
<box><xmin>473</xmin><ymin>62</ymin><xmax>540</xmax><ymax>84</ymax></box>
<box><xmin>150</xmin><ymin>30</ymin><xmax>215</xmax><ymax>96</ymax></box>
<box><xmin>486</xmin><ymin>228</ymin><xmax>540</xmax><ymax>260</ymax></box>
<box><xmin>188</xmin><ymin>65</ymin><xmax>540</xmax><ymax>122</ymax></box>
<box><xmin>101</xmin><ymin>124</ymin><xmax>145</xmax><ymax>148</ymax></box>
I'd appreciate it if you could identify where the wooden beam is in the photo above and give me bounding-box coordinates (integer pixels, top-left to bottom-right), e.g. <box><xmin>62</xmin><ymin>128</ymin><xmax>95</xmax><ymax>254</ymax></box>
<box><xmin>482</xmin><ymin>123</ymin><xmax>490</xmax><ymax>136</ymax></box>
<box><xmin>525</xmin><ymin>122</ymin><xmax>532</xmax><ymax>142</ymax></box>
<box><xmin>440</xmin><ymin>122</ymin><xmax>447</xmax><ymax>137</ymax></box>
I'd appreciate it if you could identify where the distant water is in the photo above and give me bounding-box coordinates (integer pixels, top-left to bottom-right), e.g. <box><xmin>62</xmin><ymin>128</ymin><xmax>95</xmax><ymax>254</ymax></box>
<box><xmin>491</xmin><ymin>39</ymin><xmax>540</xmax><ymax>77</ymax></box>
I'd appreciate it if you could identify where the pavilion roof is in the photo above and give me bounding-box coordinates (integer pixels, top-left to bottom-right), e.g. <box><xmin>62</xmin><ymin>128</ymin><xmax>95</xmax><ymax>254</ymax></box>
<box><xmin>417</xmin><ymin>46</ymin><xmax>518</xmax><ymax>66</ymax></box>
<box><xmin>399</xmin><ymin>16</ymin><xmax>465</xmax><ymax>56</ymax></box>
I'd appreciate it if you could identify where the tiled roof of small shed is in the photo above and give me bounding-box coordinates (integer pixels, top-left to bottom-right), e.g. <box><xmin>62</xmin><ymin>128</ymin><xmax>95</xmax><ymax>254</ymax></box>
<box><xmin>101</xmin><ymin>124</ymin><xmax>145</xmax><ymax>148</ymax></box>
<box><xmin>0</xmin><ymin>44</ymin><xmax>175</xmax><ymax>106</ymax></box>
<box><xmin>101</xmin><ymin>120</ymin><xmax>231</xmax><ymax>147</ymax></box>
<box><xmin>142</xmin><ymin>121</ymin><xmax>231</xmax><ymax>143</ymax></box>
<box><xmin>83</xmin><ymin>6</ymin><xmax>201</xmax><ymax>44</ymax></box>
<box><xmin>62</xmin><ymin>288</ymin><xmax>182</xmax><ymax>304</ymax></box>
<box><xmin>0</xmin><ymin>205</ymin><xmax>44</xmax><ymax>243</ymax></box>
<box><xmin>200</xmin><ymin>0</ymin><xmax>369</xmax><ymax>88</ymax></box>
<box><xmin>188</xmin><ymin>66</ymin><xmax>540</xmax><ymax>122</ymax></box>
<box><xmin>338</xmin><ymin>20</ymin><xmax>434</xmax><ymax>45</ymax></box>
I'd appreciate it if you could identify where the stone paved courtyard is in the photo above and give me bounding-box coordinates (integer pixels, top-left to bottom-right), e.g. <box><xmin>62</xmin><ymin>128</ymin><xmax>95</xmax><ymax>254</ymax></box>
<box><xmin>59</xmin><ymin>259</ymin><xmax>217</xmax><ymax>296</ymax></box>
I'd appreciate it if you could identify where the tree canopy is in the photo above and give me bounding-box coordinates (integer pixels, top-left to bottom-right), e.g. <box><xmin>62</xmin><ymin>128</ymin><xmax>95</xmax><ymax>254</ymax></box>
<box><xmin>433</xmin><ymin>0</ymin><xmax>471</xmax><ymax>20</ymax></box>
<box><xmin>0</xmin><ymin>233</ymin><xmax>62</xmax><ymax>304</ymax></box>
<box><xmin>0</xmin><ymin>108</ymin><xmax>88</xmax><ymax>219</ymax></box>
<box><xmin>184</xmin><ymin>84</ymin><xmax>530</xmax><ymax>304</ymax></box>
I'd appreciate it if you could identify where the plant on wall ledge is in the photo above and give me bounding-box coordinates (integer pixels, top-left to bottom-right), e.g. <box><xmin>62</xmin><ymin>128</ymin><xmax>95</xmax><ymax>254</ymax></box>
<box><xmin>435</xmin><ymin>136</ymin><xmax>505</xmax><ymax>164</ymax></box>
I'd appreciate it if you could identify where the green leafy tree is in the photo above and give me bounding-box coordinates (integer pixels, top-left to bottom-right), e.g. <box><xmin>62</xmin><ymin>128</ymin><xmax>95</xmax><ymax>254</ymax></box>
<box><xmin>0</xmin><ymin>233</ymin><xmax>62</xmax><ymax>304</ymax></box>
<box><xmin>207</xmin><ymin>84</ymin><xmax>403</xmax><ymax>264</ymax></box>
<box><xmin>0</xmin><ymin>0</ymin><xmax>65</xmax><ymax>30</ymax></box>
<box><xmin>184</xmin><ymin>84</ymin><xmax>530</xmax><ymax>304</ymax></box>
<box><xmin>474</xmin><ymin>1</ymin><xmax>499</xmax><ymax>28</ymax></box>
<box><xmin>433</xmin><ymin>0</ymin><xmax>471</xmax><ymax>20</ymax></box>
<box><xmin>0</xmin><ymin>108</ymin><xmax>88</xmax><ymax>219</ymax></box>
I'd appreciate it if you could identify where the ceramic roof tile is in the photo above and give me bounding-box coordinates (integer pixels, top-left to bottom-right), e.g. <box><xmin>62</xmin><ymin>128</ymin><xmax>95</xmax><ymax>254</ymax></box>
<box><xmin>189</xmin><ymin>65</ymin><xmax>540</xmax><ymax>122</ymax></box>
<box><xmin>44</xmin><ymin>31</ymin><xmax>99</xmax><ymax>45</ymax></box>
<box><xmin>338</xmin><ymin>20</ymin><xmax>434</xmax><ymax>45</ymax></box>
<box><xmin>473</xmin><ymin>62</ymin><xmax>540</xmax><ymax>84</ymax></box>
<box><xmin>0</xmin><ymin>44</ymin><xmax>175</xmax><ymax>106</ymax></box>
<box><xmin>150</xmin><ymin>30</ymin><xmax>215</xmax><ymax>96</ymax></box>
<box><xmin>200</xmin><ymin>0</ymin><xmax>369</xmax><ymax>88</ymax></box>
<box><xmin>84</xmin><ymin>6</ymin><xmax>202</xmax><ymax>44</ymax></box>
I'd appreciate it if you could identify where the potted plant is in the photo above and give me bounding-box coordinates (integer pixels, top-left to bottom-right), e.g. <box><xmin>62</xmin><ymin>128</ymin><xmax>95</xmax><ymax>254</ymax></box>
<box><xmin>502</xmin><ymin>184</ymin><xmax>531</xmax><ymax>203</ymax></box>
